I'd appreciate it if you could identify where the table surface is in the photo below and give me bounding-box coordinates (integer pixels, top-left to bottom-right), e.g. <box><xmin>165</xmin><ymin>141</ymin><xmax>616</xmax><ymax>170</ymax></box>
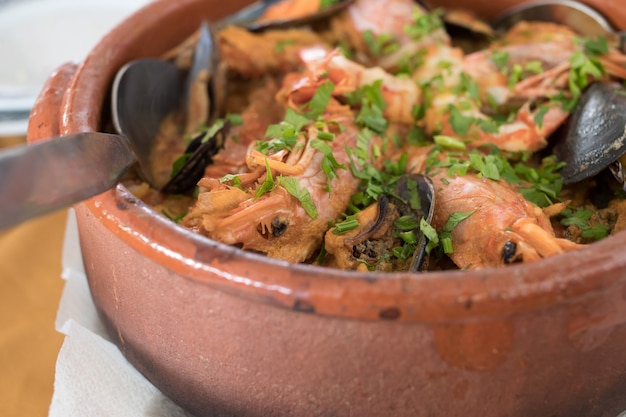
<box><xmin>0</xmin><ymin>136</ymin><xmax>67</xmax><ymax>417</ymax></box>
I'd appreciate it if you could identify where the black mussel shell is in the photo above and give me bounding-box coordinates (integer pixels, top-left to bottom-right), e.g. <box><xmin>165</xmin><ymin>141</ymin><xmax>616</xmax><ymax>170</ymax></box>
<box><xmin>343</xmin><ymin>174</ymin><xmax>435</xmax><ymax>272</ymax></box>
<box><xmin>186</xmin><ymin>21</ymin><xmax>225</xmax><ymax>122</ymax></box>
<box><xmin>344</xmin><ymin>174</ymin><xmax>435</xmax><ymax>272</ymax></box>
<box><xmin>161</xmin><ymin>121</ymin><xmax>229</xmax><ymax>194</ymax></box>
<box><xmin>184</xmin><ymin>21</ymin><xmax>215</xmax><ymax>117</ymax></box>
<box><xmin>394</xmin><ymin>174</ymin><xmax>436</xmax><ymax>272</ymax></box>
<box><xmin>162</xmin><ymin>21</ymin><xmax>227</xmax><ymax>195</ymax></box>
<box><xmin>555</xmin><ymin>82</ymin><xmax>626</xmax><ymax>184</ymax></box>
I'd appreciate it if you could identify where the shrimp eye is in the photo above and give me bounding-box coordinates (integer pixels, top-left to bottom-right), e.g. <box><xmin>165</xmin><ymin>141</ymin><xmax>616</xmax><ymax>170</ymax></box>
<box><xmin>271</xmin><ymin>217</ymin><xmax>289</xmax><ymax>237</ymax></box>
<box><xmin>502</xmin><ymin>241</ymin><xmax>519</xmax><ymax>264</ymax></box>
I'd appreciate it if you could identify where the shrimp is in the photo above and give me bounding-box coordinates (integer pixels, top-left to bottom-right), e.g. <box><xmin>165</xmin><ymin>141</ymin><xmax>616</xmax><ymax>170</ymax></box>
<box><xmin>185</xmin><ymin>48</ymin><xmax>413</xmax><ymax>262</ymax></box>
<box><xmin>192</xmin><ymin>109</ymin><xmax>371</xmax><ymax>263</ymax></box>
<box><xmin>402</xmin><ymin>144</ymin><xmax>581</xmax><ymax>269</ymax></box>
<box><xmin>418</xmin><ymin>21</ymin><xmax>626</xmax><ymax>152</ymax></box>
<box><xmin>411</xmin><ymin>41</ymin><xmax>568</xmax><ymax>152</ymax></box>
<box><xmin>279</xmin><ymin>47</ymin><xmax>421</xmax><ymax>124</ymax></box>
<box><xmin>429</xmin><ymin>170</ymin><xmax>582</xmax><ymax>269</ymax></box>
<box><xmin>423</xmin><ymin>90</ymin><xmax>570</xmax><ymax>152</ymax></box>
<box><xmin>202</xmin><ymin>78</ymin><xmax>284</xmax><ymax>180</ymax></box>
<box><xmin>330</xmin><ymin>0</ymin><xmax>449</xmax><ymax>70</ymax></box>
<box><xmin>464</xmin><ymin>23</ymin><xmax>626</xmax><ymax>105</ymax></box>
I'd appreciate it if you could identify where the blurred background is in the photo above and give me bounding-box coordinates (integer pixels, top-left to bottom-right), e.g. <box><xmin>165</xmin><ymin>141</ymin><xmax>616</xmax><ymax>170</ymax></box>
<box><xmin>0</xmin><ymin>0</ymin><xmax>151</xmax><ymax>415</ymax></box>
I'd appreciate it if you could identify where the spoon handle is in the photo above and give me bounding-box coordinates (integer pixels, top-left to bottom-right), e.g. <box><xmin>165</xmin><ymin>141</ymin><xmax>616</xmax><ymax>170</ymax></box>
<box><xmin>0</xmin><ymin>132</ymin><xmax>135</xmax><ymax>230</ymax></box>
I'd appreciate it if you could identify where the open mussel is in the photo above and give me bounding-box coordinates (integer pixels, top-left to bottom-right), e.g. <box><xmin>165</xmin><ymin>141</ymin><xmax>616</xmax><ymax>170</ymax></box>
<box><xmin>161</xmin><ymin>120</ymin><xmax>229</xmax><ymax>194</ymax></box>
<box><xmin>397</xmin><ymin>173</ymin><xmax>436</xmax><ymax>271</ymax></box>
<box><xmin>161</xmin><ymin>22</ymin><xmax>229</xmax><ymax>194</ymax></box>
<box><xmin>183</xmin><ymin>21</ymin><xmax>224</xmax><ymax>128</ymax></box>
<box><xmin>555</xmin><ymin>82</ymin><xmax>626</xmax><ymax>189</ymax></box>
<box><xmin>324</xmin><ymin>174</ymin><xmax>435</xmax><ymax>272</ymax></box>
<box><xmin>111</xmin><ymin>21</ymin><xmax>226</xmax><ymax>194</ymax></box>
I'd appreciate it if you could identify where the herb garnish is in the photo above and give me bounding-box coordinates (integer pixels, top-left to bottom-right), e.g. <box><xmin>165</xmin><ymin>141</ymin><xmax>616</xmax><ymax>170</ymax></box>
<box><xmin>219</xmin><ymin>173</ymin><xmax>243</xmax><ymax>189</ymax></box>
<box><xmin>303</xmin><ymin>81</ymin><xmax>334</xmax><ymax>119</ymax></box>
<box><xmin>274</xmin><ymin>39</ymin><xmax>297</xmax><ymax>53</ymax></box>
<box><xmin>515</xmin><ymin>155</ymin><xmax>565</xmax><ymax>207</ymax></box>
<box><xmin>257</xmin><ymin>108</ymin><xmax>308</xmax><ymax>154</ymax></box>
<box><xmin>569</xmin><ymin>52</ymin><xmax>604</xmax><ymax>96</ymax></box>
<box><xmin>255</xmin><ymin>158</ymin><xmax>276</xmax><ymax>199</ymax></box>
<box><xmin>424</xmin><ymin>211</ymin><xmax>474</xmax><ymax>255</ymax></box>
<box><xmin>452</xmin><ymin>72</ymin><xmax>480</xmax><ymax>100</ymax></box>
<box><xmin>447</xmin><ymin>105</ymin><xmax>499</xmax><ymax>137</ymax></box>
<box><xmin>170</xmin><ymin>117</ymin><xmax>228</xmax><ymax>178</ymax></box>
<box><xmin>425</xmin><ymin>146</ymin><xmax>565</xmax><ymax>207</ymax></box>
<box><xmin>405</xmin><ymin>7</ymin><xmax>444</xmax><ymax>41</ymax></box>
<box><xmin>344</xmin><ymin>80</ymin><xmax>389</xmax><ymax>133</ymax></box>
<box><xmin>560</xmin><ymin>207</ymin><xmax>610</xmax><ymax>240</ymax></box>
<box><xmin>162</xmin><ymin>208</ymin><xmax>187</xmax><ymax>223</ymax></box>
<box><xmin>363</xmin><ymin>30</ymin><xmax>400</xmax><ymax>57</ymax></box>
<box><xmin>568</xmin><ymin>42</ymin><xmax>606</xmax><ymax>97</ymax></box>
<box><xmin>332</xmin><ymin>215</ymin><xmax>360</xmax><ymax>234</ymax></box>
<box><xmin>226</xmin><ymin>113</ymin><xmax>243</xmax><ymax>126</ymax></box>
<box><xmin>320</xmin><ymin>0</ymin><xmax>342</xmax><ymax>8</ymax></box>
<box><xmin>278</xmin><ymin>176</ymin><xmax>318</xmax><ymax>219</ymax></box>
<box><xmin>490</xmin><ymin>50</ymin><xmax>509</xmax><ymax>72</ymax></box>
<box><xmin>310</xmin><ymin>138</ymin><xmax>347</xmax><ymax>190</ymax></box>
<box><xmin>582</xmin><ymin>35</ymin><xmax>609</xmax><ymax>57</ymax></box>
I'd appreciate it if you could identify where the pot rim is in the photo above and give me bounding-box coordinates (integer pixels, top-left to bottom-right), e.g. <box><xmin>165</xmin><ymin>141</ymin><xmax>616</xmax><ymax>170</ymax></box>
<box><xmin>50</xmin><ymin>0</ymin><xmax>626</xmax><ymax>321</ymax></box>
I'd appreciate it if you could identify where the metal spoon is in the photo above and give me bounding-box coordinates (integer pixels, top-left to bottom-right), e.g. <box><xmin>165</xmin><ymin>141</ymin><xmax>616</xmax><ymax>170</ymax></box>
<box><xmin>492</xmin><ymin>0</ymin><xmax>625</xmax><ymax>50</ymax></box>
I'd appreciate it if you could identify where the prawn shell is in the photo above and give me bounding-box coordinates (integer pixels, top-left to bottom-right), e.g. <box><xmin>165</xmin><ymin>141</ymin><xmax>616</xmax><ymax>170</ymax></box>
<box><xmin>556</xmin><ymin>82</ymin><xmax>626</xmax><ymax>184</ymax></box>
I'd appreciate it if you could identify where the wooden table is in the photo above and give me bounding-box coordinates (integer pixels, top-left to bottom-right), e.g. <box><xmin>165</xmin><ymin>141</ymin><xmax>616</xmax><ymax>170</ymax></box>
<box><xmin>0</xmin><ymin>136</ymin><xmax>67</xmax><ymax>417</ymax></box>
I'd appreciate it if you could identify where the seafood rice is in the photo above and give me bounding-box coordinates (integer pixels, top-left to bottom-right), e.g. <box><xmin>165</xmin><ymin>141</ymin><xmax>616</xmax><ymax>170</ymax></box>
<box><xmin>124</xmin><ymin>0</ymin><xmax>626</xmax><ymax>271</ymax></box>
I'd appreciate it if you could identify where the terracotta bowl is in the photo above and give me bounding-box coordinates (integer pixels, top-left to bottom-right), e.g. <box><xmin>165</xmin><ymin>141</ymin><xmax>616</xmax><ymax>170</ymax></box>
<box><xmin>27</xmin><ymin>0</ymin><xmax>626</xmax><ymax>416</ymax></box>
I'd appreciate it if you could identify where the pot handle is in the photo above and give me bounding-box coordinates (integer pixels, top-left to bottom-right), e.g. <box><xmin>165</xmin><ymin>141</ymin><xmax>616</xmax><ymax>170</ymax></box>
<box><xmin>26</xmin><ymin>62</ymin><xmax>79</xmax><ymax>145</ymax></box>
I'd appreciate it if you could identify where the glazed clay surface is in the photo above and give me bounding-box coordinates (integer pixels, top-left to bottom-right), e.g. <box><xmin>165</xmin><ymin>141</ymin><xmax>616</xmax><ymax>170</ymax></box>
<box><xmin>26</xmin><ymin>0</ymin><xmax>626</xmax><ymax>416</ymax></box>
<box><xmin>75</xmin><ymin>196</ymin><xmax>626</xmax><ymax>417</ymax></box>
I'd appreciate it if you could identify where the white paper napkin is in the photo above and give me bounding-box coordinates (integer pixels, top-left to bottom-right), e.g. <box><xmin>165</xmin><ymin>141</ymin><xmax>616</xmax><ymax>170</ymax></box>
<box><xmin>48</xmin><ymin>209</ymin><xmax>192</xmax><ymax>417</ymax></box>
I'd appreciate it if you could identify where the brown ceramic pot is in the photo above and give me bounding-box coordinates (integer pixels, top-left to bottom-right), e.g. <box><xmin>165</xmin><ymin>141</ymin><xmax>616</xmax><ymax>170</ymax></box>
<box><xmin>26</xmin><ymin>1</ymin><xmax>626</xmax><ymax>416</ymax></box>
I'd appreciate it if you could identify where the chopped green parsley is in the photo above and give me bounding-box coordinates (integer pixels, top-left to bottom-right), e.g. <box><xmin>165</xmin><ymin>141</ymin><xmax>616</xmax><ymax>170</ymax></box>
<box><xmin>278</xmin><ymin>176</ymin><xmax>318</xmax><ymax>219</ymax></box>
